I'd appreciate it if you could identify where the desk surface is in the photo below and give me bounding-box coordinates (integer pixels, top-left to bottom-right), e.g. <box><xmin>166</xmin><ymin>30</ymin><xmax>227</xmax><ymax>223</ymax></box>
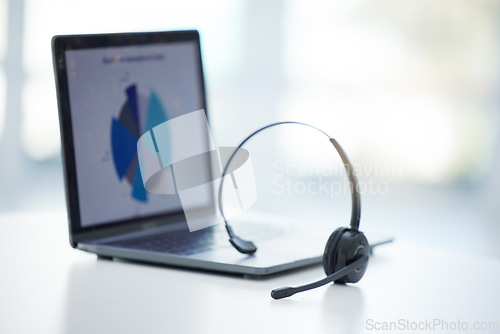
<box><xmin>1</xmin><ymin>211</ymin><xmax>499</xmax><ymax>334</ymax></box>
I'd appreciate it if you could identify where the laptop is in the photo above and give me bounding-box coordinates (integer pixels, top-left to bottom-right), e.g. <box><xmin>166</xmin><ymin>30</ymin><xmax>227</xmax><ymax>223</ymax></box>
<box><xmin>52</xmin><ymin>30</ymin><xmax>339</xmax><ymax>276</ymax></box>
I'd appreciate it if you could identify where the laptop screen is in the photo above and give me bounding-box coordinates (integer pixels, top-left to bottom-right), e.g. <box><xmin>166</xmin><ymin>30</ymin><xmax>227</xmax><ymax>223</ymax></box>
<box><xmin>53</xmin><ymin>31</ymin><xmax>208</xmax><ymax>235</ymax></box>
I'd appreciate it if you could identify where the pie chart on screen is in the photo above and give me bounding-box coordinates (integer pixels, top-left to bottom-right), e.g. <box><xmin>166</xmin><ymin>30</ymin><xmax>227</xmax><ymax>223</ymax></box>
<box><xmin>111</xmin><ymin>84</ymin><xmax>167</xmax><ymax>202</ymax></box>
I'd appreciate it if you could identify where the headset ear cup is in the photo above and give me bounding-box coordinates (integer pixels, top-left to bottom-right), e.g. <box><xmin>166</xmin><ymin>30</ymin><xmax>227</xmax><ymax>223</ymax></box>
<box><xmin>323</xmin><ymin>228</ymin><xmax>370</xmax><ymax>283</ymax></box>
<box><xmin>323</xmin><ymin>227</ymin><xmax>349</xmax><ymax>276</ymax></box>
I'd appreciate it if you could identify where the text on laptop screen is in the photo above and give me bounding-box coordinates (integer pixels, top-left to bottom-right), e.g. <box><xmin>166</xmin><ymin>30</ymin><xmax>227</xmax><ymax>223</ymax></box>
<box><xmin>65</xmin><ymin>41</ymin><xmax>205</xmax><ymax>227</ymax></box>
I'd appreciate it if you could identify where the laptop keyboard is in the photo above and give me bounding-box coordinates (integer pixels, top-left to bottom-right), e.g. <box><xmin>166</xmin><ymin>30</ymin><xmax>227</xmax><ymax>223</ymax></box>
<box><xmin>103</xmin><ymin>222</ymin><xmax>288</xmax><ymax>256</ymax></box>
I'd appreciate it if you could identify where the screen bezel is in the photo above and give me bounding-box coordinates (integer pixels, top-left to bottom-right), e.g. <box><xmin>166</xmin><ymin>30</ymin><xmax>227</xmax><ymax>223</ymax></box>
<box><xmin>52</xmin><ymin>30</ymin><xmax>207</xmax><ymax>247</ymax></box>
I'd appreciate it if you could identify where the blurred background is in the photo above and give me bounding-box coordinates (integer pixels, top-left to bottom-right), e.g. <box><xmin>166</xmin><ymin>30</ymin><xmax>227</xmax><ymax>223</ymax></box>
<box><xmin>0</xmin><ymin>0</ymin><xmax>498</xmax><ymax>258</ymax></box>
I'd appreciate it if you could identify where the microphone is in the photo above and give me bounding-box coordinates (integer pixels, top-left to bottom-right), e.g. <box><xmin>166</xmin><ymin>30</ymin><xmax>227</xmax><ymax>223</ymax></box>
<box><xmin>271</xmin><ymin>255</ymin><xmax>369</xmax><ymax>300</ymax></box>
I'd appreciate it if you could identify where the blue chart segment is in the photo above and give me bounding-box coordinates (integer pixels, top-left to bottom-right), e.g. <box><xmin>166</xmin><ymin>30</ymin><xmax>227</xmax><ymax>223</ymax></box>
<box><xmin>111</xmin><ymin>84</ymin><xmax>167</xmax><ymax>202</ymax></box>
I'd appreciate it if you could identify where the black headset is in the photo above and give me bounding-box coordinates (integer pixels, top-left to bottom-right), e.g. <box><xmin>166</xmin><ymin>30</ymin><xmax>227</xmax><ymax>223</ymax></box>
<box><xmin>218</xmin><ymin>121</ymin><xmax>391</xmax><ymax>300</ymax></box>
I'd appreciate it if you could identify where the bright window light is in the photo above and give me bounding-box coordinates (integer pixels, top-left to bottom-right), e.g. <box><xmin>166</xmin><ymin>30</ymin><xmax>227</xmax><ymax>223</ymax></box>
<box><xmin>0</xmin><ymin>0</ymin><xmax>7</xmax><ymax>140</ymax></box>
<box><xmin>280</xmin><ymin>0</ymin><xmax>498</xmax><ymax>184</ymax></box>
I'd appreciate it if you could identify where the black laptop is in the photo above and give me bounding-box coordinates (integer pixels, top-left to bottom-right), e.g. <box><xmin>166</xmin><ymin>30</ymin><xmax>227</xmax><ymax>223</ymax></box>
<box><xmin>52</xmin><ymin>30</ymin><xmax>330</xmax><ymax>276</ymax></box>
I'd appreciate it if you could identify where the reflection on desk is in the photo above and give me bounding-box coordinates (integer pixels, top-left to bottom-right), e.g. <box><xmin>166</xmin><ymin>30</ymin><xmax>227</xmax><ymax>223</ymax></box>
<box><xmin>0</xmin><ymin>211</ymin><xmax>499</xmax><ymax>334</ymax></box>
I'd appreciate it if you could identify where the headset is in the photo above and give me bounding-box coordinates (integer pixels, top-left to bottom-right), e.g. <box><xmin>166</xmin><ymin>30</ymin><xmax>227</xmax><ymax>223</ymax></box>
<box><xmin>218</xmin><ymin>121</ymin><xmax>392</xmax><ymax>300</ymax></box>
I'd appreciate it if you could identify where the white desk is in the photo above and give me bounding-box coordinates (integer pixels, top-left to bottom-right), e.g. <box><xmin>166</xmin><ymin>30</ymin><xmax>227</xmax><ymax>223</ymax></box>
<box><xmin>1</xmin><ymin>211</ymin><xmax>499</xmax><ymax>334</ymax></box>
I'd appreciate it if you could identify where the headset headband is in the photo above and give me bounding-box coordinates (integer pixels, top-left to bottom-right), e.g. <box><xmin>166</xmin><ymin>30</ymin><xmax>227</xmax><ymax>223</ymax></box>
<box><xmin>218</xmin><ymin>122</ymin><xmax>361</xmax><ymax>254</ymax></box>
